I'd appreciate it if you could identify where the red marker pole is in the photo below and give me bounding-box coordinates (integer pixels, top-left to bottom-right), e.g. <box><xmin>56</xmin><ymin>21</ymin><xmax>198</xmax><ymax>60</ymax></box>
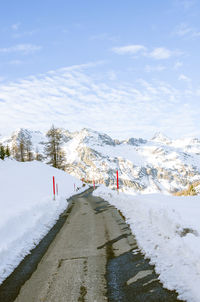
<box><xmin>116</xmin><ymin>170</ymin><xmax>119</xmax><ymax>190</ymax></box>
<box><xmin>56</xmin><ymin>183</ymin><xmax>58</xmax><ymax>196</ymax></box>
<box><xmin>53</xmin><ymin>176</ymin><xmax>55</xmax><ymax>200</ymax></box>
<box><xmin>93</xmin><ymin>180</ymin><xmax>95</xmax><ymax>189</ymax></box>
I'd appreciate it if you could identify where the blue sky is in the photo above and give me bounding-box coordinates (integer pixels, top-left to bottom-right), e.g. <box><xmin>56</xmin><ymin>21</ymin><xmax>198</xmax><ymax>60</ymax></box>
<box><xmin>0</xmin><ymin>0</ymin><xmax>200</xmax><ymax>139</ymax></box>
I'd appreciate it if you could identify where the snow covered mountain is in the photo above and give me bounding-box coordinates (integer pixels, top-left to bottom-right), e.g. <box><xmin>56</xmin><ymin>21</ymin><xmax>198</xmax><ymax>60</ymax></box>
<box><xmin>1</xmin><ymin>127</ymin><xmax>200</xmax><ymax>194</ymax></box>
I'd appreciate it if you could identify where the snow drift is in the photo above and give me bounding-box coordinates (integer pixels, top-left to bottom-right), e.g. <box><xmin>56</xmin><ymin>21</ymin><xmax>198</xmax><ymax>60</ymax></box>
<box><xmin>94</xmin><ymin>186</ymin><xmax>200</xmax><ymax>302</ymax></box>
<box><xmin>0</xmin><ymin>159</ymin><xmax>84</xmax><ymax>284</ymax></box>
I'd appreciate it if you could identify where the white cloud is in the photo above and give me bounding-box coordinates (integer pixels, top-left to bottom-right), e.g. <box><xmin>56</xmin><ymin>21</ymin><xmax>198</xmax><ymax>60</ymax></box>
<box><xmin>145</xmin><ymin>65</ymin><xmax>166</xmax><ymax>72</ymax></box>
<box><xmin>0</xmin><ymin>64</ymin><xmax>198</xmax><ymax>139</ymax></box>
<box><xmin>90</xmin><ymin>33</ymin><xmax>119</xmax><ymax>42</ymax></box>
<box><xmin>175</xmin><ymin>0</ymin><xmax>196</xmax><ymax>10</ymax></box>
<box><xmin>174</xmin><ymin>61</ymin><xmax>183</xmax><ymax>70</ymax></box>
<box><xmin>174</xmin><ymin>23</ymin><xmax>200</xmax><ymax>38</ymax></box>
<box><xmin>179</xmin><ymin>74</ymin><xmax>191</xmax><ymax>82</ymax></box>
<box><xmin>195</xmin><ymin>88</ymin><xmax>200</xmax><ymax>96</ymax></box>
<box><xmin>112</xmin><ymin>45</ymin><xmax>181</xmax><ymax>60</ymax></box>
<box><xmin>9</xmin><ymin>60</ymin><xmax>22</xmax><ymax>65</ymax></box>
<box><xmin>107</xmin><ymin>71</ymin><xmax>117</xmax><ymax>81</ymax></box>
<box><xmin>175</xmin><ymin>24</ymin><xmax>192</xmax><ymax>36</ymax></box>
<box><xmin>112</xmin><ymin>44</ymin><xmax>147</xmax><ymax>55</ymax></box>
<box><xmin>0</xmin><ymin>44</ymin><xmax>41</xmax><ymax>54</ymax></box>
<box><xmin>13</xmin><ymin>30</ymin><xmax>38</xmax><ymax>39</ymax></box>
<box><xmin>11</xmin><ymin>23</ymin><xmax>20</xmax><ymax>31</ymax></box>
<box><xmin>148</xmin><ymin>48</ymin><xmax>173</xmax><ymax>60</ymax></box>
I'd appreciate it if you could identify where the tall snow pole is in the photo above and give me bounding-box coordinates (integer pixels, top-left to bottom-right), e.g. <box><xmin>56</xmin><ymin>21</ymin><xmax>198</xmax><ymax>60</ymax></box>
<box><xmin>93</xmin><ymin>179</ymin><xmax>95</xmax><ymax>189</ymax></box>
<box><xmin>53</xmin><ymin>176</ymin><xmax>55</xmax><ymax>200</ymax></box>
<box><xmin>116</xmin><ymin>170</ymin><xmax>119</xmax><ymax>190</ymax></box>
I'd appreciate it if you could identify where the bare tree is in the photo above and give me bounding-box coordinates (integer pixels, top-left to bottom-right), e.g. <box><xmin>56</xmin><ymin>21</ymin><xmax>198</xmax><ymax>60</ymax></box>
<box><xmin>11</xmin><ymin>130</ymin><xmax>33</xmax><ymax>162</ymax></box>
<box><xmin>44</xmin><ymin>125</ymin><xmax>65</xmax><ymax>169</ymax></box>
<box><xmin>35</xmin><ymin>147</ymin><xmax>43</xmax><ymax>161</ymax></box>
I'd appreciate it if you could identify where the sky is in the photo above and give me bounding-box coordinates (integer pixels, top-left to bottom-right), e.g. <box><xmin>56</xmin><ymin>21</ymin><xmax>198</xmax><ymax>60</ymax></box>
<box><xmin>0</xmin><ymin>0</ymin><xmax>200</xmax><ymax>139</ymax></box>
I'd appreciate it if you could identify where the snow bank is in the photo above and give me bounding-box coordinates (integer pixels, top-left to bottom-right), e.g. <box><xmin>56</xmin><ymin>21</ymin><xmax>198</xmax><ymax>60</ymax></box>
<box><xmin>94</xmin><ymin>186</ymin><xmax>200</xmax><ymax>302</ymax></box>
<box><xmin>0</xmin><ymin>159</ymin><xmax>85</xmax><ymax>284</ymax></box>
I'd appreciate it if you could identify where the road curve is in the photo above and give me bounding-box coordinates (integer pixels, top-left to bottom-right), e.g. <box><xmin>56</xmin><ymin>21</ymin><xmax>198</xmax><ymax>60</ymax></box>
<box><xmin>10</xmin><ymin>189</ymin><xmax>182</xmax><ymax>302</ymax></box>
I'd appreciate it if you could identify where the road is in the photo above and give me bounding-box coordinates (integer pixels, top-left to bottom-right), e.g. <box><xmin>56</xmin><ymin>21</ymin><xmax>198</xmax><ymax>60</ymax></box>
<box><xmin>1</xmin><ymin>189</ymin><xmax>182</xmax><ymax>302</ymax></box>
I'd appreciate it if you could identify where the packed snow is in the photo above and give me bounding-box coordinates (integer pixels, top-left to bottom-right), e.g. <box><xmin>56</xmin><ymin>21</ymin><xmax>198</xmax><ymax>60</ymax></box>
<box><xmin>94</xmin><ymin>185</ymin><xmax>200</xmax><ymax>302</ymax></box>
<box><xmin>0</xmin><ymin>159</ymin><xmax>85</xmax><ymax>284</ymax></box>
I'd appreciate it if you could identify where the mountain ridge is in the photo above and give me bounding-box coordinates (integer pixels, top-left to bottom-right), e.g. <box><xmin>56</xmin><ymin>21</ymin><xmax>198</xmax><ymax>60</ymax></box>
<box><xmin>1</xmin><ymin>127</ymin><xmax>200</xmax><ymax>194</ymax></box>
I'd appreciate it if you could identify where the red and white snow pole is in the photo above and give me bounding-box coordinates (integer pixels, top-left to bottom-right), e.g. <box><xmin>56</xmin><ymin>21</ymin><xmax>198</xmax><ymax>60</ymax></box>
<box><xmin>116</xmin><ymin>170</ymin><xmax>119</xmax><ymax>190</ymax></box>
<box><xmin>53</xmin><ymin>176</ymin><xmax>55</xmax><ymax>200</ymax></box>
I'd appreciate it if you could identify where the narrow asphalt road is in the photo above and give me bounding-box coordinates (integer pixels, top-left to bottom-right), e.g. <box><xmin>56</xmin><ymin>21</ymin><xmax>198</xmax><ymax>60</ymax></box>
<box><xmin>2</xmin><ymin>189</ymin><xmax>183</xmax><ymax>302</ymax></box>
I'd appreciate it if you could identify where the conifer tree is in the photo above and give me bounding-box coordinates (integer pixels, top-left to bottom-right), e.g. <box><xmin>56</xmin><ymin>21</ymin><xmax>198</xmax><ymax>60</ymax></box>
<box><xmin>5</xmin><ymin>145</ymin><xmax>10</xmax><ymax>157</ymax></box>
<box><xmin>0</xmin><ymin>145</ymin><xmax>5</xmax><ymax>160</ymax></box>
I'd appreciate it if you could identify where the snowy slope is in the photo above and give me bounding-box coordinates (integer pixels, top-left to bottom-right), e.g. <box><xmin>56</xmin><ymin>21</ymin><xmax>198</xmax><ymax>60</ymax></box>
<box><xmin>0</xmin><ymin>159</ymin><xmax>85</xmax><ymax>284</ymax></box>
<box><xmin>94</xmin><ymin>186</ymin><xmax>200</xmax><ymax>302</ymax></box>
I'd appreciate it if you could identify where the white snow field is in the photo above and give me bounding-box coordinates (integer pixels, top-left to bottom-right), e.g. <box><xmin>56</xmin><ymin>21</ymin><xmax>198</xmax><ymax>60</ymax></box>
<box><xmin>0</xmin><ymin>159</ymin><xmax>85</xmax><ymax>284</ymax></box>
<box><xmin>94</xmin><ymin>186</ymin><xmax>200</xmax><ymax>302</ymax></box>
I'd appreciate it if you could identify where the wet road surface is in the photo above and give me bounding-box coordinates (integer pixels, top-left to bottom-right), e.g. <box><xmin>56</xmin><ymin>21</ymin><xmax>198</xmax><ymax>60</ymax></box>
<box><xmin>0</xmin><ymin>189</ymin><xmax>183</xmax><ymax>302</ymax></box>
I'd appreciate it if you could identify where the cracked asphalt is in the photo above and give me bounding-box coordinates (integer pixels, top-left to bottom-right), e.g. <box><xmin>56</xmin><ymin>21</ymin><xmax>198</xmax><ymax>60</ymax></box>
<box><xmin>1</xmin><ymin>189</ymin><xmax>182</xmax><ymax>302</ymax></box>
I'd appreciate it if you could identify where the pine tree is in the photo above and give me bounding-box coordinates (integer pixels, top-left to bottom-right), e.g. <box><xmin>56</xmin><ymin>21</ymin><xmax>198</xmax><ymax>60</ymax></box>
<box><xmin>44</xmin><ymin>125</ymin><xmax>65</xmax><ymax>169</ymax></box>
<box><xmin>0</xmin><ymin>145</ymin><xmax>5</xmax><ymax>160</ymax></box>
<box><xmin>5</xmin><ymin>145</ymin><xmax>10</xmax><ymax>157</ymax></box>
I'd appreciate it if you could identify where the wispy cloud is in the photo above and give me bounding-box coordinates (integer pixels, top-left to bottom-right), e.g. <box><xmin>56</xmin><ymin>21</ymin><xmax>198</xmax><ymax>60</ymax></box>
<box><xmin>0</xmin><ymin>64</ymin><xmax>198</xmax><ymax>139</ymax></box>
<box><xmin>11</xmin><ymin>23</ymin><xmax>20</xmax><ymax>31</ymax></box>
<box><xmin>179</xmin><ymin>74</ymin><xmax>191</xmax><ymax>82</ymax></box>
<box><xmin>9</xmin><ymin>60</ymin><xmax>22</xmax><ymax>65</ymax></box>
<box><xmin>0</xmin><ymin>44</ymin><xmax>41</xmax><ymax>55</ymax></box>
<box><xmin>174</xmin><ymin>61</ymin><xmax>183</xmax><ymax>70</ymax></box>
<box><xmin>175</xmin><ymin>0</ymin><xmax>196</xmax><ymax>10</ymax></box>
<box><xmin>148</xmin><ymin>48</ymin><xmax>183</xmax><ymax>60</ymax></box>
<box><xmin>90</xmin><ymin>33</ymin><xmax>119</xmax><ymax>42</ymax></box>
<box><xmin>10</xmin><ymin>22</ymin><xmax>38</xmax><ymax>38</ymax></box>
<box><xmin>112</xmin><ymin>45</ymin><xmax>181</xmax><ymax>60</ymax></box>
<box><xmin>174</xmin><ymin>23</ymin><xmax>200</xmax><ymax>38</ymax></box>
<box><xmin>106</xmin><ymin>70</ymin><xmax>117</xmax><ymax>80</ymax></box>
<box><xmin>148</xmin><ymin>48</ymin><xmax>173</xmax><ymax>60</ymax></box>
<box><xmin>13</xmin><ymin>30</ymin><xmax>38</xmax><ymax>39</ymax></box>
<box><xmin>145</xmin><ymin>65</ymin><xmax>166</xmax><ymax>72</ymax></box>
<box><xmin>112</xmin><ymin>44</ymin><xmax>146</xmax><ymax>55</ymax></box>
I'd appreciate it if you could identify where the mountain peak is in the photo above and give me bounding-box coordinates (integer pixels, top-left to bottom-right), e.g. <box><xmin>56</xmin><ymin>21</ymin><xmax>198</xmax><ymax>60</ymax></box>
<box><xmin>151</xmin><ymin>132</ymin><xmax>171</xmax><ymax>144</ymax></box>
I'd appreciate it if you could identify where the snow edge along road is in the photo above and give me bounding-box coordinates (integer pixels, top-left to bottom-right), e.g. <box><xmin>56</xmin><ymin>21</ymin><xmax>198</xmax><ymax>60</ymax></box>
<box><xmin>0</xmin><ymin>186</ymin><xmax>91</xmax><ymax>302</ymax></box>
